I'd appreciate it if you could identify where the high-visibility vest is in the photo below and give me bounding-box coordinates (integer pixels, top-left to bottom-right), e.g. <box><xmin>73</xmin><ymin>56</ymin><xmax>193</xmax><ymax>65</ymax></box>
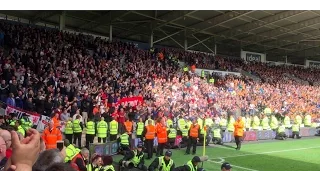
<box><xmin>264</xmin><ymin>108</ymin><xmax>272</xmax><ymax>115</ymax></box>
<box><xmin>227</xmin><ymin>117</ymin><xmax>235</xmax><ymax>132</ymax></box>
<box><xmin>145</xmin><ymin>119</ymin><xmax>155</xmax><ymax>126</ymax></box>
<box><xmin>65</xmin><ymin>121</ymin><xmax>73</xmax><ymax>134</ymax></box>
<box><xmin>103</xmin><ymin>165</ymin><xmax>115</xmax><ymax>171</ymax></box>
<box><xmin>136</xmin><ymin>122</ymin><xmax>144</xmax><ymax>136</ymax></box>
<box><xmin>186</xmin><ymin>160</ymin><xmax>197</xmax><ymax>171</ymax></box>
<box><xmin>65</xmin><ymin>144</ymin><xmax>80</xmax><ymax>162</ymax></box>
<box><xmin>73</xmin><ymin>119</ymin><xmax>82</xmax><ymax>133</ymax></box>
<box><xmin>168</xmin><ymin>128</ymin><xmax>177</xmax><ymax>139</ymax></box>
<box><xmin>261</xmin><ymin>117</ymin><xmax>270</xmax><ymax>130</ymax></box>
<box><xmin>284</xmin><ymin>116</ymin><xmax>291</xmax><ymax>128</ymax></box>
<box><xmin>124</xmin><ymin>121</ymin><xmax>133</xmax><ymax>133</ymax></box>
<box><xmin>86</xmin><ymin>164</ymin><xmax>100</xmax><ymax>171</ymax></box>
<box><xmin>201</xmin><ymin>70</ymin><xmax>205</xmax><ymax>78</ymax></box>
<box><xmin>245</xmin><ymin>117</ymin><xmax>252</xmax><ymax>129</ymax></box>
<box><xmin>145</xmin><ymin>125</ymin><xmax>155</xmax><ymax>140</ymax></box>
<box><xmin>109</xmin><ymin>120</ymin><xmax>118</xmax><ymax>135</ymax></box>
<box><xmin>278</xmin><ymin>125</ymin><xmax>285</xmax><ymax>133</ymax></box>
<box><xmin>17</xmin><ymin>125</ymin><xmax>25</xmax><ymax>137</ymax></box>
<box><xmin>252</xmin><ymin>116</ymin><xmax>260</xmax><ymax>129</ymax></box>
<box><xmin>205</xmin><ymin>118</ymin><xmax>213</xmax><ymax>127</ymax></box>
<box><xmin>189</xmin><ymin>124</ymin><xmax>199</xmax><ymax>138</ymax></box>
<box><xmin>157</xmin><ymin>124</ymin><xmax>168</xmax><ymax>143</ymax></box>
<box><xmin>220</xmin><ymin>118</ymin><xmax>227</xmax><ymax>127</ymax></box>
<box><xmin>158</xmin><ymin>156</ymin><xmax>173</xmax><ymax>171</ymax></box>
<box><xmin>21</xmin><ymin>117</ymin><xmax>32</xmax><ymax>131</ymax></box>
<box><xmin>9</xmin><ymin>119</ymin><xmax>16</xmax><ymax>126</ymax></box>
<box><xmin>213</xmin><ymin>129</ymin><xmax>221</xmax><ymax>138</ymax></box>
<box><xmin>295</xmin><ymin>115</ymin><xmax>302</xmax><ymax>125</ymax></box>
<box><xmin>120</xmin><ymin>133</ymin><xmax>129</xmax><ymax>145</ymax></box>
<box><xmin>311</xmin><ymin>122</ymin><xmax>318</xmax><ymax>128</ymax></box>
<box><xmin>209</xmin><ymin>78</ymin><xmax>214</xmax><ymax>83</ymax></box>
<box><xmin>177</xmin><ymin>119</ymin><xmax>186</xmax><ymax>131</ymax></box>
<box><xmin>86</xmin><ymin>121</ymin><xmax>95</xmax><ymax>135</ymax></box>
<box><xmin>292</xmin><ymin>124</ymin><xmax>300</xmax><ymax>132</ymax></box>
<box><xmin>132</xmin><ymin>150</ymin><xmax>144</xmax><ymax>167</ymax></box>
<box><xmin>181</xmin><ymin>126</ymin><xmax>189</xmax><ymax>137</ymax></box>
<box><xmin>97</xmin><ymin>120</ymin><xmax>108</xmax><ymax>138</ymax></box>
<box><xmin>166</xmin><ymin>119</ymin><xmax>173</xmax><ymax>130</ymax></box>
<box><xmin>270</xmin><ymin>116</ymin><xmax>278</xmax><ymax>129</ymax></box>
<box><xmin>197</xmin><ymin>118</ymin><xmax>204</xmax><ymax>134</ymax></box>
<box><xmin>183</xmin><ymin>67</ymin><xmax>188</xmax><ymax>72</ymax></box>
<box><xmin>304</xmin><ymin>115</ymin><xmax>311</xmax><ymax>126</ymax></box>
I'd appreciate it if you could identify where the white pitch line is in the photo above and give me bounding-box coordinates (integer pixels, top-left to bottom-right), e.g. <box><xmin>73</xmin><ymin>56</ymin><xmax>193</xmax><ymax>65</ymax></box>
<box><xmin>208</xmin><ymin>159</ymin><xmax>257</xmax><ymax>171</ymax></box>
<box><xmin>210</xmin><ymin>146</ymin><xmax>320</xmax><ymax>160</ymax></box>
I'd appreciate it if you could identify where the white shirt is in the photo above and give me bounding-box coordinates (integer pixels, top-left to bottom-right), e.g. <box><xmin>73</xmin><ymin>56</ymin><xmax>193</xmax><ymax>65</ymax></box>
<box><xmin>73</xmin><ymin>114</ymin><xmax>83</xmax><ymax>123</ymax></box>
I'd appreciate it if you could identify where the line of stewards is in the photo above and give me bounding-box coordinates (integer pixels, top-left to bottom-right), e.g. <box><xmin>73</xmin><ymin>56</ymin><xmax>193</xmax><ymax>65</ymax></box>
<box><xmin>233</xmin><ymin>117</ymin><xmax>244</xmax><ymax>151</ymax></box>
<box><xmin>97</xmin><ymin>117</ymin><xmax>108</xmax><ymax>143</ymax></box>
<box><xmin>141</xmin><ymin>120</ymin><xmax>156</xmax><ymax>159</ymax></box>
<box><xmin>174</xmin><ymin>156</ymin><xmax>203</xmax><ymax>171</ymax></box>
<box><xmin>185</xmin><ymin>119</ymin><xmax>200</xmax><ymax>155</ymax></box>
<box><xmin>120</xmin><ymin>143</ymin><xmax>147</xmax><ymax>171</ymax></box>
<box><xmin>148</xmin><ymin>150</ymin><xmax>175</xmax><ymax>171</ymax></box>
<box><xmin>70</xmin><ymin>148</ymin><xmax>90</xmax><ymax>171</ymax></box>
<box><xmin>118</xmin><ymin>131</ymin><xmax>131</xmax><ymax>153</ymax></box>
<box><xmin>109</xmin><ymin>119</ymin><xmax>119</xmax><ymax>141</ymax></box>
<box><xmin>155</xmin><ymin>119</ymin><xmax>168</xmax><ymax>157</ymax></box>
<box><xmin>86</xmin><ymin>119</ymin><xmax>95</xmax><ymax>149</ymax></box>
<box><xmin>73</xmin><ymin>115</ymin><xmax>83</xmax><ymax>148</ymax></box>
<box><xmin>41</xmin><ymin>121</ymin><xmax>62</xmax><ymax>149</ymax></box>
<box><xmin>124</xmin><ymin>119</ymin><xmax>133</xmax><ymax>139</ymax></box>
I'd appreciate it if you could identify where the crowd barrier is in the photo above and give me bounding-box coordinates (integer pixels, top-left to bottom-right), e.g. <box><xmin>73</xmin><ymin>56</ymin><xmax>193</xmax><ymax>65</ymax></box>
<box><xmin>222</xmin><ymin>127</ymin><xmax>318</xmax><ymax>143</ymax></box>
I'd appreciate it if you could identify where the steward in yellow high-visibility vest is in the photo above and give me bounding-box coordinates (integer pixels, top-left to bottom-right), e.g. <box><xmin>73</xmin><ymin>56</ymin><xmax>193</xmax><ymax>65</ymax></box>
<box><xmin>284</xmin><ymin>116</ymin><xmax>291</xmax><ymax>128</ymax></box>
<box><xmin>167</xmin><ymin>125</ymin><xmax>177</xmax><ymax>149</ymax></box>
<box><xmin>109</xmin><ymin>119</ymin><xmax>118</xmax><ymax>141</ymax></box>
<box><xmin>97</xmin><ymin>117</ymin><xmax>108</xmax><ymax>143</ymax></box>
<box><xmin>118</xmin><ymin>132</ymin><xmax>131</xmax><ymax>153</ymax></box>
<box><xmin>145</xmin><ymin>117</ymin><xmax>155</xmax><ymax>126</ymax></box>
<box><xmin>183</xmin><ymin>66</ymin><xmax>189</xmax><ymax>73</ymax></box>
<box><xmin>291</xmin><ymin>122</ymin><xmax>301</xmax><ymax>139</ymax></box>
<box><xmin>252</xmin><ymin>116</ymin><xmax>261</xmax><ymax>130</ymax></box>
<box><xmin>212</xmin><ymin>125</ymin><xmax>223</xmax><ymax>145</ymax></box>
<box><xmin>73</xmin><ymin>116</ymin><xmax>83</xmax><ymax>148</ymax></box>
<box><xmin>303</xmin><ymin>114</ymin><xmax>312</xmax><ymax>127</ymax></box>
<box><xmin>261</xmin><ymin>115</ymin><xmax>270</xmax><ymax>130</ymax></box>
<box><xmin>177</xmin><ymin>117</ymin><xmax>186</xmax><ymax>135</ymax></box>
<box><xmin>270</xmin><ymin>115</ymin><xmax>278</xmax><ymax>130</ymax></box>
<box><xmin>85</xmin><ymin>119</ymin><xmax>95</xmax><ymax>149</ymax></box>
<box><xmin>136</xmin><ymin>118</ymin><xmax>145</xmax><ymax>141</ymax></box>
<box><xmin>209</xmin><ymin>78</ymin><xmax>214</xmax><ymax>84</ymax></box>
<box><xmin>227</xmin><ymin>116</ymin><xmax>235</xmax><ymax>132</ymax></box>
<box><xmin>295</xmin><ymin>114</ymin><xmax>302</xmax><ymax>125</ymax></box>
<box><xmin>64</xmin><ymin>118</ymin><xmax>74</xmax><ymax>143</ymax></box>
<box><xmin>245</xmin><ymin>116</ymin><xmax>252</xmax><ymax>131</ymax></box>
<box><xmin>276</xmin><ymin>124</ymin><xmax>287</xmax><ymax>140</ymax></box>
<box><xmin>200</xmin><ymin>70</ymin><xmax>205</xmax><ymax>79</ymax></box>
<box><xmin>166</xmin><ymin>119</ymin><xmax>173</xmax><ymax>130</ymax></box>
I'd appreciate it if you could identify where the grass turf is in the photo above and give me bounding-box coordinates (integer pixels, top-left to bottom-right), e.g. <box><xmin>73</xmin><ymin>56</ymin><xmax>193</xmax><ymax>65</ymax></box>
<box><xmin>112</xmin><ymin>137</ymin><xmax>320</xmax><ymax>171</ymax></box>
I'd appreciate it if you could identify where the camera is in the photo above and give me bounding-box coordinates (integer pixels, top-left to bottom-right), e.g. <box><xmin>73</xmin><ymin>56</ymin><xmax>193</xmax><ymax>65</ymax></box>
<box><xmin>119</xmin><ymin>160</ymin><xmax>134</xmax><ymax>169</ymax></box>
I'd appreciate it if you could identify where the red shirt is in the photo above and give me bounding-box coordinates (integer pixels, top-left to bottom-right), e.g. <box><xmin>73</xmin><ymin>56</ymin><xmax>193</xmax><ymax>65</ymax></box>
<box><xmin>6</xmin><ymin>149</ymin><xmax>12</xmax><ymax>158</ymax></box>
<box><xmin>117</xmin><ymin>111</ymin><xmax>125</xmax><ymax>123</ymax></box>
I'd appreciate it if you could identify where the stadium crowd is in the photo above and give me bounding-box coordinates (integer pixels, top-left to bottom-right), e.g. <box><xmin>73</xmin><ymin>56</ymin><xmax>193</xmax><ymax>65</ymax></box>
<box><xmin>0</xmin><ymin>20</ymin><xmax>320</xmax><ymax>171</ymax></box>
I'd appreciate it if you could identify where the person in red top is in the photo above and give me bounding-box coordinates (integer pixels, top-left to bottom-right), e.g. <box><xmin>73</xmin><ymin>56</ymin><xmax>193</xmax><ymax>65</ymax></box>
<box><xmin>41</xmin><ymin>121</ymin><xmax>62</xmax><ymax>149</ymax></box>
<box><xmin>185</xmin><ymin>119</ymin><xmax>200</xmax><ymax>155</ymax></box>
<box><xmin>117</xmin><ymin>108</ymin><xmax>125</xmax><ymax>134</ymax></box>
<box><xmin>155</xmin><ymin>118</ymin><xmax>167</xmax><ymax>157</ymax></box>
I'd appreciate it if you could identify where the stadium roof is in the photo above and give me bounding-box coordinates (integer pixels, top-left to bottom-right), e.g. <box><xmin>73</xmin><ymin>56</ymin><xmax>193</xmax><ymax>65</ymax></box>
<box><xmin>2</xmin><ymin>10</ymin><xmax>320</xmax><ymax>63</ymax></box>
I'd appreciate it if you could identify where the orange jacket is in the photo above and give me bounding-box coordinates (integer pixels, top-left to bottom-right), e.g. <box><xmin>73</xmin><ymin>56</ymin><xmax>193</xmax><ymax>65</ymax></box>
<box><xmin>234</xmin><ymin>119</ymin><xmax>244</xmax><ymax>137</ymax></box>
<box><xmin>52</xmin><ymin>117</ymin><xmax>60</xmax><ymax>128</ymax></box>
<box><xmin>41</xmin><ymin>127</ymin><xmax>62</xmax><ymax>149</ymax></box>
<box><xmin>124</xmin><ymin>121</ymin><xmax>133</xmax><ymax>134</ymax></box>
<box><xmin>156</xmin><ymin>123</ymin><xmax>167</xmax><ymax>143</ymax></box>
<box><xmin>145</xmin><ymin>125</ymin><xmax>155</xmax><ymax>140</ymax></box>
<box><xmin>190</xmin><ymin>124</ymin><xmax>200</xmax><ymax>138</ymax></box>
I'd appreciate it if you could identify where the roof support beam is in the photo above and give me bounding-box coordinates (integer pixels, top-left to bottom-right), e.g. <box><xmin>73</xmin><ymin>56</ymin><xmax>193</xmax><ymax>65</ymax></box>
<box><xmin>192</xmin><ymin>35</ymin><xmax>214</xmax><ymax>53</ymax></box>
<box><xmin>31</xmin><ymin>10</ymin><xmax>61</xmax><ymax>24</ymax></box>
<box><xmin>158</xmin><ymin>28</ymin><xmax>184</xmax><ymax>48</ymax></box>
<box><xmin>77</xmin><ymin>11</ymin><xmax>111</xmax><ymax>29</ymax></box>
<box><xmin>191</xmin><ymin>10</ymin><xmax>255</xmax><ymax>34</ymax></box>
<box><xmin>188</xmin><ymin>36</ymin><xmax>212</xmax><ymax>49</ymax></box>
<box><xmin>90</xmin><ymin>11</ymin><xmax>131</xmax><ymax>30</ymax></box>
<box><xmin>153</xmin><ymin>10</ymin><xmax>197</xmax><ymax>30</ymax></box>
<box><xmin>243</xmin><ymin>16</ymin><xmax>320</xmax><ymax>47</ymax></box>
<box><xmin>153</xmin><ymin>29</ymin><xmax>184</xmax><ymax>44</ymax></box>
<box><xmin>219</xmin><ymin>10</ymin><xmax>306</xmax><ymax>38</ymax></box>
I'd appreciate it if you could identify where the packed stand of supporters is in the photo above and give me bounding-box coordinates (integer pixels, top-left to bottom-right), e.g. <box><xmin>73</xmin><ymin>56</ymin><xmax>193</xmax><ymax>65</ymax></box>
<box><xmin>0</xmin><ymin>20</ymin><xmax>320</xmax><ymax>171</ymax></box>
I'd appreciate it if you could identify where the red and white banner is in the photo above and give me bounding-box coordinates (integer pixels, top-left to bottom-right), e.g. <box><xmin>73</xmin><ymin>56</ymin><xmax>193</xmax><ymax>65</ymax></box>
<box><xmin>113</xmin><ymin>96</ymin><xmax>144</xmax><ymax>108</ymax></box>
<box><xmin>5</xmin><ymin>105</ymin><xmax>41</xmax><ymax>126</ymax></box>
<box><xmin>36</xmin><ymin>115</ymin><xmax>51</xmax><ymax>132</ymax></box>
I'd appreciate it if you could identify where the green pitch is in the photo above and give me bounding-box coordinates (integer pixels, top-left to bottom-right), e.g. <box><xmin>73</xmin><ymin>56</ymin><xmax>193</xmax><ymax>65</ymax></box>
<box><xmin>113</xmin><ymin>137</ymin><xmax>320</xmax><ymax>171</ymax></box>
